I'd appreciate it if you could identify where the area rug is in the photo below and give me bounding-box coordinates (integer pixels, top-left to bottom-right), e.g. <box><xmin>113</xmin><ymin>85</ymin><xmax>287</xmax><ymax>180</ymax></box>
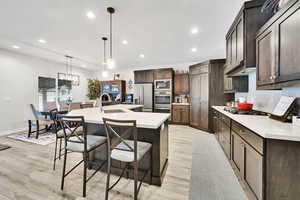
<box><xmin>0</xmin><ymin>144</ymin><xmax>10</xmax><ymax>151</ymax></box>
<box><xmin>7</xmin><ymin>132</ymin><xmax>56</xmax><ymax>145</ymax></box>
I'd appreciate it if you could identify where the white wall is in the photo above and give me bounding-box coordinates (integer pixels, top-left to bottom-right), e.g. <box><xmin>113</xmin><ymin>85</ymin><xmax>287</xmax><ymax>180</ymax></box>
<box><xmin>0</xmin><ymin>49</ymin><xmax>93</xmax><ymax>134</ymax></box>
<box><xmin>235</xmin><ymin>71</ymin><xmax>300</xmax><ymax>113</ymax></box>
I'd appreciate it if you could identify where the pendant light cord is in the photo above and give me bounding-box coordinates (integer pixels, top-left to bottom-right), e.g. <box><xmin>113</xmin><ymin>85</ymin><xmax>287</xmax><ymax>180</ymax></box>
<box><xmin>110</xmin><ymin>12</ymin><xmax>113</xmax><ymax>59</ymax></box>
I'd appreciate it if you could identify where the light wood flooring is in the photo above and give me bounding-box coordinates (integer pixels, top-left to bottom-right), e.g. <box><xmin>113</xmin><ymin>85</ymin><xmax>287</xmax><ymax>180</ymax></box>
<box><xmin>0</xmin><ymin>125</ymin><xmax>196</xmax><ymax>200</ymax></box>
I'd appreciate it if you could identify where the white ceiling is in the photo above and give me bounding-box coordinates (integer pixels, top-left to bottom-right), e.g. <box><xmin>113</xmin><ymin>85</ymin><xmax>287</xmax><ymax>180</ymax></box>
<box><xmin>0</xmin><ymin>0</ymin><xmax>245</xmax><ymax>71</ymax></box>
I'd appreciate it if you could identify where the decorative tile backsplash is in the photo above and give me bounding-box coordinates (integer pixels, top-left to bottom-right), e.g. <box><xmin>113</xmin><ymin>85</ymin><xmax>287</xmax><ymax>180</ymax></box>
<box><xmin>235</xmin><ymin>71</ymin><xmax>300</xmax><ymax>113</ymax></box>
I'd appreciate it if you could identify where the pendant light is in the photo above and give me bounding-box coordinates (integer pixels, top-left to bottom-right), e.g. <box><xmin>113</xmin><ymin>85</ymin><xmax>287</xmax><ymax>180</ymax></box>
<box><xmin>102</xmin><ymin>37</ymin><xmax>109</xmax><ymax>78</ymax></box>
<box><xmin>106</xmin><ymin>7</ymin><xmax>115</xmax><ymax>69</ymax></box>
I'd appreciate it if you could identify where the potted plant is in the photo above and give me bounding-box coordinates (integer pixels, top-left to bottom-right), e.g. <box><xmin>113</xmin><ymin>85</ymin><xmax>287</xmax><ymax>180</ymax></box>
<box><xmin>87</xmin><ymin>79</ymin><xmax>101</xmax><ymax>100</ymax></box>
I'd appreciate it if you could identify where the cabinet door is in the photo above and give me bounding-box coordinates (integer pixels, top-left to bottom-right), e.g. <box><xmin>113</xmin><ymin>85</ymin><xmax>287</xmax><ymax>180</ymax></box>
<box><xmin>172</xmin><ymin>108</ymin><xmax>181</xmax><ymax>123</ymax></box>
<box><xmin>219</xmin><ymin>122</ymin><xmax>231</xmax><ymax>159</ymax></box>
<box><xmin>224</xmin><ymin>73</ymin><xmax>233</xmax><ymax>92</ymax></box>
<box><xmin>144</xmin><ymin>70</ymin><xmax>154</xmax><ymax>83</ymax></box>
<box><xmin>236</xmin><ymin>18</ymin><xmax>244</xmax><ymax>65</ymax></box>
<box><xmin>181</xmin><ymin>110</ymin><xmax>189</xmax><ymax>124</ymax></box>
<box><xmin>257</xmin><ymin>26</ymin><xmax>276</xmax><ymax>86</ymax></box>
<box><xmin>154</xmin><ymin>68</ymin><xmax>173</xmax><ymax>80</ymax></box>
<box><xmin>189</xmin><ymin>74</ymin><xmax>201</xmax><ymax>128</ymax></box>
<box><xmin>232</xmin><ymin>132</ymin><xmax>245</xmax><ymax>177</ymax></box>
<box><xmin>199</xmin><ymin>73</ymin><xmax>209</xmax><ymax>130</ymax></box>
<box><xmin>134</xmin><ymin>71</ymin><xmax>145</xmax><ymax>83</ymax></box>
<box><xmin>231</xmin><ymin>29</ymin><xmax>237</xmax><ymax>67</ymax></box>
<box><xmin>277</xmin><ymin>5</ymin><xmax>300</xmax><ymax>83</ymax></box>
<box><xmin>226</xmin><ymin>35</ymin><xmax>232</xmax><ymax>66</ymax></box>
<box><xmin>245</xmin><ymin>144</ymin><xmax>263</xmax><ymax>200</ymax></box>
<box><xmin>174</xmin><ymin>74</ymin><xmax>189</xmax><ymax>94</ymax></box>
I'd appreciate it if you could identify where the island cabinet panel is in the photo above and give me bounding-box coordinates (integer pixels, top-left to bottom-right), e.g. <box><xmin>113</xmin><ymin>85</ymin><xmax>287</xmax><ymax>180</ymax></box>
<box><xmin>225</xmin><ymin>0</ymin><xmax>273</xmax><ymax>75</ymax></box>
<box><xmin>257</xmin><ymin>0</ymin><xmax>300</xmax><ymax>89</ymax></box>
<box><xmin>174</xmin><ymin>73</ymin><xmax>189</xmax><ymax>94</ymax></box>
<box><xmin>134</xmin><ymin>70</ymin><xmax>154</xmax><ymax>84</ymax></box>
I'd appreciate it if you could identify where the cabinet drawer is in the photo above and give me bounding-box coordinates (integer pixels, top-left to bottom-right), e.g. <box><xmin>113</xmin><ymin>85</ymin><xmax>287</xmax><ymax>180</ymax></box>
<box><xmin>173</xmin><ymin>105</ymin><xmax>189</xmax><ymax>111</ymax></box>
<box><xmin>220</xmin><ymin>114</ymin><xmax>231</xmax><ymax>127</ymax></box>
<box><xmin>232</xmin><ymin>121</ymin><xmax>264</xmax><ymax>155</ymax></box>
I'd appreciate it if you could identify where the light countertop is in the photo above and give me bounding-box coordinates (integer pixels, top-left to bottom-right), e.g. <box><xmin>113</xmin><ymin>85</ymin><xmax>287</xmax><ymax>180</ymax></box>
<box><xmin>172</xmin><ymin>103</ymin><xmax>190</xmax><ymax>106</ymax></box>
<box><xmin>68</xmin><ymin>105</ymin><xmax>169</xmax><ymax>129</ymax></box>
<box><xmin>103</xmin><ymin>104</ymin><xmax>144</xmax><ymax>110</ymax></box>
<box><xmin>212</xmin><ymin>106</ymin><xmax>300</xmax><ymax>142</ymax></box>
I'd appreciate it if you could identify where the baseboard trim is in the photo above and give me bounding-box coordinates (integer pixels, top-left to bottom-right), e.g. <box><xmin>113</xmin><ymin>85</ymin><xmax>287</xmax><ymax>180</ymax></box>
<box><xmin>0</xmin><ymin>127</ymin><xmax>27</xmax><ymax>136</ymax></box>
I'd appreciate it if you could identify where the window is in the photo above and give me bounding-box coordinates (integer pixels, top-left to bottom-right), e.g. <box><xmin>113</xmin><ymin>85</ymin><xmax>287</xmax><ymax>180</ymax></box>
<box><xmin>38</xmin><ymin>77</ymin><xmax>56</xmax><ymax>111</ymax></box>
<box><xmin>38</xmin><ymin>76</ymin><xmax>72</xmax><ymax>112</ymax></box>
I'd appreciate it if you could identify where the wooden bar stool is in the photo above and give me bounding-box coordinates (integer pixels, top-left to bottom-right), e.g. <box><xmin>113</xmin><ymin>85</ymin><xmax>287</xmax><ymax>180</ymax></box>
<box><xmin>103</xmin><ymin>118</ymin><xmax>153</xmax><ymax>200</ymax></box>
<box><xmin>59</xmin><ymin>115</ymin><xmax>107</xmax><ymax>197</ymax></box>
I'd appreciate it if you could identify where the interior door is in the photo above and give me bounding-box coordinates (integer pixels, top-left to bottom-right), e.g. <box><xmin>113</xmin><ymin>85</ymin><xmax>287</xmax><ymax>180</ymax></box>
<box><xmin>190</xmin><ymin>74</ymin><xmax>201</xmax><ymax>128</ymax></box>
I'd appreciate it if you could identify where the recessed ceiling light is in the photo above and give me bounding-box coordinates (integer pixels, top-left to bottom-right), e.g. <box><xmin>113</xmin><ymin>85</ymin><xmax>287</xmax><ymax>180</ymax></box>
<box><xmin>122</xmin><ymin>40</ymin><xmax>128</xmax><ymax>45</ymax></box>
<box><xmin>38</xmin><ymin>39</ymin><xmax>47</xmax><ymax>44</ymax></box>
<box><xmin>12</xmin><ymin>45</ymin><xmax>20</xmax><ymax>49</ymax></box>
<box><xmin>86</xmin><ymin>11</ymin><xmax>96</xmax><ymax>19</ymax></box>
<box><xmin>140</xmin><ymin>54</ymin><xmax>145</xmax><ymax>58</ymax></box>
<box><xmin>191</xmin><ymin>27</ymin><xmax>199</xmax><ymax>34</ymax></box>
<box><xmin>191</xmin><ymin>47</ymin><xmax>197</xmax><ymax>52</ymax></box>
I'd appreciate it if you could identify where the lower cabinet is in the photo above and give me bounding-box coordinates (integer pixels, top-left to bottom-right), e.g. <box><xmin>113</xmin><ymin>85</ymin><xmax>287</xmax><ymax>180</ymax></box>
<box><xmin>172</xmin><ymin>105</ymin><xmax>190</xmax><ymax>125</ymax></box>
<box><xmin>215</xmin><ymin>111</ymin><xmax>264</xmax><ymax>200</ymax></box>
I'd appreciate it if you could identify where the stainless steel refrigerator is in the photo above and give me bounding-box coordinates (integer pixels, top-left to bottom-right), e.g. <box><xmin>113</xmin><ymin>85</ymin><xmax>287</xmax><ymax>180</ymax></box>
<box><xmin>134</xmin><ymin>83</ymin><xmax>153</xmax><ymax>112</ymax></box>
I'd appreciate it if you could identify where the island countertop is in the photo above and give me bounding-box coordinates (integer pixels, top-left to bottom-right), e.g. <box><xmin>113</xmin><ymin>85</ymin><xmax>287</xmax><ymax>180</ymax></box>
<box><xmin>68</xmin><ymin>106</ymin><xmax>170</xmax><ymax>129</ymax></box>
<box><xmin>212</xmin><ymin>106</ymin><xmax>300</xmax><ymax>142</ymax></box>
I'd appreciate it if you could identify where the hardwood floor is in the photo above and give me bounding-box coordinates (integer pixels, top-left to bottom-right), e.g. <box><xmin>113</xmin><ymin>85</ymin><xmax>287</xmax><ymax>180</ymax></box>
<box><xmin>0</xmin><ymin>125</ymin><xmax>195</xmax><ymax>200</ymax></box>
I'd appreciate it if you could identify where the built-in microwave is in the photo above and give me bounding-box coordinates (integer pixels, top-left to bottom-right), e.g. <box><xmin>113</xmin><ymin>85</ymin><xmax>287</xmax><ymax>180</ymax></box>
<box><xmin>154</xmin><ymin>79</ymin><xmax>172</xmax><ymax>90</ymax></box>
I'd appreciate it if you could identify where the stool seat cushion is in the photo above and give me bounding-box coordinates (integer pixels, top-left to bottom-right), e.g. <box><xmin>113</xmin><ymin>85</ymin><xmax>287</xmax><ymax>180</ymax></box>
<box><xmin>111</xmin><ymin>140</ymin><xmax>152</xmax><ymax>163</ymax></box>
<box><xmin>66</xmin><ymin>135</ymin><xmax>106</xmax><ymax>152</ymax></box>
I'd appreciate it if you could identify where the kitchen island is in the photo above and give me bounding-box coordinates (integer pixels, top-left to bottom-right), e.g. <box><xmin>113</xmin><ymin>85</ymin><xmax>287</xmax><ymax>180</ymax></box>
<box><xmin>212</xmin><ymin>106</ymin><xmax>300</xmax><ymax>200</ymax></box>
<box><xmin>68</xmin><ymin>104</ymin><xmax>170</xmax><ymax>186</ymax></box>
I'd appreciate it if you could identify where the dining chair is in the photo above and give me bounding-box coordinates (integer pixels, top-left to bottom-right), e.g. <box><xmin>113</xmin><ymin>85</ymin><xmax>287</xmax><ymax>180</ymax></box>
<box><xmin>103</xmin><ymin>118</ymin><xmax>153</xmax><ymax>200</ymax></box>
<box><xmin>27</xmin><ymin>104</ymin><xmax>54</xmax><ymax>139</ymax></box>
<box><xmin>50</xmin><ymin>109</ymin><xmax>74</xmax><ymax>170</ymax></box>
<box><xmin>59</xmin><ymin>115</ymin><xmax>107</xmax><ymax>197</ymax></box>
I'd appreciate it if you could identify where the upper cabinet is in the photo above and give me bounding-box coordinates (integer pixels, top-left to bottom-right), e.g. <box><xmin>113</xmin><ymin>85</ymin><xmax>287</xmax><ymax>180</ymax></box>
<box><xmin>174</xmin><ymin>72</ymin><xmax>189</xmax><ymax>95</ymax></box>
<box><xmin>153</xmin><ymin>68</ymin><xmax>174</xmax><ymax>80</ymax></box>
<box><xmin>225</xmin><ymin>0</ymin><xmax>273</xmax><ymax>76</ymax></box>
<box><xmin>134</xmin><ymin>70</ymin><xmax>154</xmax><ymax>84</ymax></box>
<box><xmin>257</xmin><ymin>0</ymin><xmax>300</xmax><ymax>89</ymax></box>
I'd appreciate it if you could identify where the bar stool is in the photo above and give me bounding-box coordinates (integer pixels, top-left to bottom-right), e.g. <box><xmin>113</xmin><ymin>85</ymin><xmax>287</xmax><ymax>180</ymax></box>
<box><xmin>103</xmin><ymin>118</ymin><xmax>153</xmax><ymax>200</ymax></box>
<box><xmin>59</xmin><ymin>115</ymin><xmax>107</xmax><ymax>197</ymax></box>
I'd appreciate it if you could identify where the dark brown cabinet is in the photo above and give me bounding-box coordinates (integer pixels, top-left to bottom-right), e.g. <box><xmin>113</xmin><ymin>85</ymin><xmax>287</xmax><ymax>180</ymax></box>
<box><xmin>172</xmin><ymin>104</ymin><xmax>189</xmax><ymax>124</ymax></box>
<box><xmin>174</xmin><ymin>72</ymin><xmax>189</xmax><ymax>94</ymax></box>
<box><xmin>225</xmin><ymin>0</ymin><xmax>273</xmax><ymax>76</ymax></box>
<box><xmin>257</xmin><ymin>0</ymin><xmax>300</xmax><ymax>89</ymax></box>
<box><xmin>189</xmin><ymin>59</ymin><xmax>225</xmax><ymax>132</ymax></box>
<box><xmin>153</xmin><ymin>68</ymin><xmax>173</xmax><ymax>80</ymax></box>
<box><xmin>134</xmin><ymin>70</ymin><xmax>154</xmax><ymax>84</ymax></box>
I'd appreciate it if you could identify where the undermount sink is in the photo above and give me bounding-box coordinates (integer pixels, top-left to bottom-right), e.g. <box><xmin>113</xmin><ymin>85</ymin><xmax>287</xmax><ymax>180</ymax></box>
<box><xmin>103</xmin><ymin>109</ymin><xmax>126</xmax><ymax>114</ymax></box>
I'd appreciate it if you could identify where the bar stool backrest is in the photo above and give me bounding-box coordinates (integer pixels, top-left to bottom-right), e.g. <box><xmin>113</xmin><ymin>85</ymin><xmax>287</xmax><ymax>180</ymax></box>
<box><xmin>59</xmin><ymin>115</ymin><xmax>87</xmax><ymax>151</ymax></box>
<box><xmin>103</xmin><ymin>118</ymin><xmax>137</xmax><ymax>156</ymax></box>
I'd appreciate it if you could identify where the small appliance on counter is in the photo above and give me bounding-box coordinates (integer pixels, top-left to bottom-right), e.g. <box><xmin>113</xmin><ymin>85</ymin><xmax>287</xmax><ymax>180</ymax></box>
<box><xmin>124</xmin><ymin>94</ymin><xmax>134</xmax><ymax>104</ymax></box>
